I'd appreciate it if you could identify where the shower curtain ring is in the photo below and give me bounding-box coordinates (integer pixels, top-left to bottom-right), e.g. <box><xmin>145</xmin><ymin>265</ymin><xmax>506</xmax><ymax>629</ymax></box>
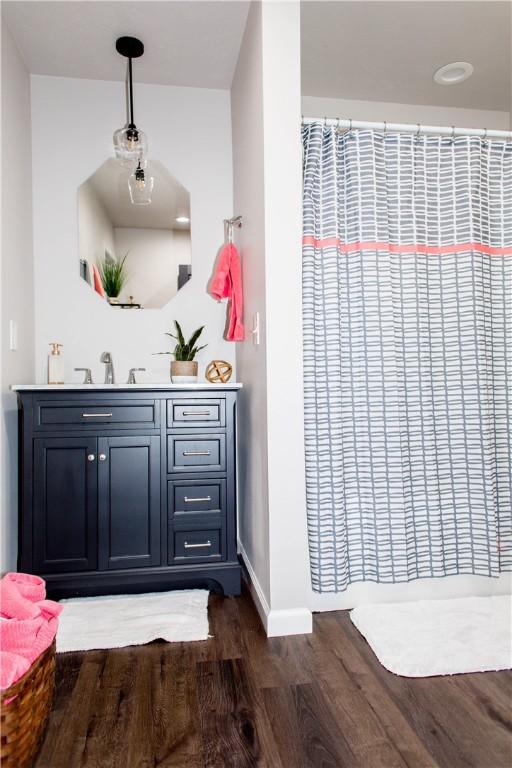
<box><xmin>451</xmin><ymin>125</ymin><xmax>456</xmax><ymax>140</ymax></box>
<box><xmin>383</xmin><ymin>121</ymin><xmax>388</xmax><ymax>134</ymax></box>
<box><xmin>416</xmin><ymin>123</ymin><xmax>421</xmax><ymax>138</ymax></box>
<box><xmin>483</xmin><ymin>127</ymin><xmax>488</xmax><ymax>141</ymax></box>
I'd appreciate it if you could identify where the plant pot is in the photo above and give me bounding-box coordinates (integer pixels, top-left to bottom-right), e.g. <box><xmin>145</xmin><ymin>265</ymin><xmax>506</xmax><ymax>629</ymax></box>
<box><xmin>107</xmin><ymin>296</ymin><xmax>120</xmax><ymax>305</ymax></box>
<box><xmin>171</xmin><ymin>360</ymin><xmax>198</xmax><ymax>383</ymax></box>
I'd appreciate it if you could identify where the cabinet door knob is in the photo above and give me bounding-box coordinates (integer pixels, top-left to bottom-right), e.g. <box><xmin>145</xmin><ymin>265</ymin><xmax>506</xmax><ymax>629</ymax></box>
<box><xmin>99</xmin><ymin>453</ymin><xmax>107</xmax><ymax>462</ymax></box>
<box><xmin>87</xmin><ymin>454</ymin><xmax>95</xmax><ymax>462</ymax></box>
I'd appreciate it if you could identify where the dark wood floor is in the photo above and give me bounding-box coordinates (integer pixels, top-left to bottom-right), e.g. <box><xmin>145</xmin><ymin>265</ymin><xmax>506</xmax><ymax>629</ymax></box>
<box><xmin>35</xmin><ymin>586</ymin><xmax>512</xmax><ymax>768</ymax></box>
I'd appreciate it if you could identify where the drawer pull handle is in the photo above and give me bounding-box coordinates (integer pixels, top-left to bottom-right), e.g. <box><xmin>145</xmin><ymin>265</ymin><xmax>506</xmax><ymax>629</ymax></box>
<box><xmin>183</xmin><ymin>450</ymin><xmax>211</xmax><ymax>457</ymax></box>
<box><xmin>82</xmin><ymin>412</ymin><xmax>113</xmax><ymax>418</ymax></box>
<box><xmin>87</xmin><ymin>454</ymin><xmax>95</xmax><ymax>462</ymax></box>
<box><xmin>99</xmin><ymin>453</ymin><xmax>107</xmax><ymax>462</ymax></box>
<box><xmin>184</xmin><ymin>540</ymin><xmax>212</xmax><ymax>549</ymax></box>
<box><xmin>182</xmin><ymin>410</ymin><xmax>211</xmax><ymax>417</ymax></box>
<box><xmin>184</xmin><ymin>496</ymin><xmax>212</xmax><ymax>503</ymax></box>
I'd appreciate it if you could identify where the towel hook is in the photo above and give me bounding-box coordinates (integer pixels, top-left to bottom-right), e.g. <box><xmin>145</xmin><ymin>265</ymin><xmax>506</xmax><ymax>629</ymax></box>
<box><xmin>224</xmin><ymin>215</ymin><xmax>243</xmax><ymax>245</ymax></box>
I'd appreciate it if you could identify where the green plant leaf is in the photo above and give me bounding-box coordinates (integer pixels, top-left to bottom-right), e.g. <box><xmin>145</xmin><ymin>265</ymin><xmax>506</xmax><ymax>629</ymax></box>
<box><xmin>187</xmin><ymin>326</ymin><xmax>205</xmax><ymax>350</ymax></box>
<box><xmin>163</xmin><ymin>321</ymin><xmax>208</xmax><ymax>360</ymax></box>
<box><xmin>174</xmin><ymin>321</ymin><xmax>186</xmax><ymax>348</ymax></box>
<box><xmin>98</xmin><ymin>250</ymin><xmax>128</xmax><ymax>298</ymax></box>
<box><xmin>189</xmin><ymin>344</ymin><xmax>207</xmax><ymax>359</ymax></box>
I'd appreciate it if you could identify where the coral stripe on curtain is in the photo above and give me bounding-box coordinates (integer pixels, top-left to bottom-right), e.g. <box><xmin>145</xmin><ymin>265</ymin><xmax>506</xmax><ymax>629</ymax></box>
<box><xmin>302</xmin><ymin>123</ymin><xmax>512</xmax><ymax>593</ymax></box>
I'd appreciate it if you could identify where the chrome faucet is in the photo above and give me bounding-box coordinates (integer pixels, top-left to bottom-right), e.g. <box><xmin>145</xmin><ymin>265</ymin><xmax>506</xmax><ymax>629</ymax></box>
<box><xmin>74</xmin><ymin>367</ymin><xmax>93</xmax><ymax>384</ymax></box>
<box><xmin>127</xmin><ymin>367</ymin><xmax>146</xmax><ymax>384</ymax></box>
<box><xmin>100</xmin><ymin>351</ymin><xmax>115</xmax><ymax>384</ymax></box>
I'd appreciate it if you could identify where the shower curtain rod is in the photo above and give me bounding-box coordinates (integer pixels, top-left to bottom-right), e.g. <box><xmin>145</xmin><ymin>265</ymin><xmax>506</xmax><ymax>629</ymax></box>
<box><xmin>301</xmin><ymin>116</ymin><xmax>512</xmax><ymax>140</ymax></box>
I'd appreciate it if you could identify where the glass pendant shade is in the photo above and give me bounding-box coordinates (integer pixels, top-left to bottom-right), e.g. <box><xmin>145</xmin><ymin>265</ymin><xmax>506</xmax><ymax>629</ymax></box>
<box><xmin>128</xmin><ymin>162</ymin><xmax>154</xmax><ymax>205</ymax></box>
<box><xmin>113</xmin><ymin>124</ymin><xmax>148</xmax><ymax>166</ymax></box>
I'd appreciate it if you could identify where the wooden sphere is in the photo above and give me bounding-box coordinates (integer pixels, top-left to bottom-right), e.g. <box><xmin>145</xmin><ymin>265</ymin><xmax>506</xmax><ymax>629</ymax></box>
<box><xmin>205</xmin><ymin>360</ymin><xmax>233</xmax><ymax>384</ymax></box>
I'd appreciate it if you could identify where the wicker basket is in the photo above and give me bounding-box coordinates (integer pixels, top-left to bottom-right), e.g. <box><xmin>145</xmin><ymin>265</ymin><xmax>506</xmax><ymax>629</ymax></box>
<box><xmin>0</xmin><ymin>640</ymin><xmax>56</xmax><ymax>768</ymax></box>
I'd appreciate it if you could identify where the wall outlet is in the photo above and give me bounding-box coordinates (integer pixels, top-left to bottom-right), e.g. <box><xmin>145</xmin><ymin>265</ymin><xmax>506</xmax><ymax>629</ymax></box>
<box><xmin>9</xmin><ymin>320</ymin><xmax>18</xmax><ymax>351</ymax></box>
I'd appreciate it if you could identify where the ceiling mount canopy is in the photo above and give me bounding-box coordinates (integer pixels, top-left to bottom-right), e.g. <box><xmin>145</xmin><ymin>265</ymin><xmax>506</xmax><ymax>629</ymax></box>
<box><xmin>115</xmin><ymin>36</ymin><xmax>144</xmax><ymax>60</ymax></box>
<box><xmin>113</xmin><ymin>35</ymin><xmax>148</xmax><ymax>167</ymax></box>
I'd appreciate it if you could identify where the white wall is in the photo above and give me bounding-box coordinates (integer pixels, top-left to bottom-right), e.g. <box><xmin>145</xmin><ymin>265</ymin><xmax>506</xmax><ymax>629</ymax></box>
<box><xmin>302</xmin><ymin>95</ymin><xmax>510</xmax><ymax>130</ymax></box>
<box><xmin>114</xmin><ymin>227</ymin><xmax>191</xmax><ymax>309</ymax></box>
<box><xmin>261</xmin><ymin>1</ymin><xmax>311</xmax><ymax>633</ymax></box>
<box><xmin>232</xmin><ymin>1</ymin><xmax>271</xmax><ymax>606</ymax></box>
<box><xmin>232</xmin><ymin>1</ymin><xmax>312</xmax><ymax>636</ymax></box>
<box><xmin>78</xmin><ymin>179</ymin><xmax>115</xmax><ymax>266</ymax></box>
<box><xmin>1</xmin><ymin>22</ymin><xmax>35</xmax><ymax>573</ymax></box>
<box><xmin>31</xmin><ymin>76</ymin><xmax>234</xmax><ymax>385</ymax></box>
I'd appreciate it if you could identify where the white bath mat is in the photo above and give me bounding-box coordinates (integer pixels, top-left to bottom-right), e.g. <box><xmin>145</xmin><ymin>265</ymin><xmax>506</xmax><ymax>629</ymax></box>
<box><xmin>350</xmin><ymin>595</ymin><xmax>512</xmax><ymax>677</ymax></box>
<box><xmin>57</xmin><ymin>589</ymin><xmax>209</xmax><ymax>652</ymax></box>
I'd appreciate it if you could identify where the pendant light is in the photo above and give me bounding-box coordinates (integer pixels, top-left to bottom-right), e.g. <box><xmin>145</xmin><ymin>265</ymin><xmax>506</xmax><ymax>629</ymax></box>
<box><xmin>113</xmin><ymin>36</ymin><xmax>148</xmax><ymax>165</ymax></box>
<box><xmin>128</xmin><ymin>160</ymin><xmax>154</xmax><ymax>205</ymax></box>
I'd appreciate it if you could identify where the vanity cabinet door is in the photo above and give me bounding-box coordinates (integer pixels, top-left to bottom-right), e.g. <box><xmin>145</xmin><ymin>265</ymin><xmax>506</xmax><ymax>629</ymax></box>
<box><xmin>98</xmin><ymin>436</ymin><xmax>161</xmax><ymax>570</ymax></box>
<box><xmin>33</xmin><ymin>437</ymin><xmax>98</xmax><ymax>573</ymax></box>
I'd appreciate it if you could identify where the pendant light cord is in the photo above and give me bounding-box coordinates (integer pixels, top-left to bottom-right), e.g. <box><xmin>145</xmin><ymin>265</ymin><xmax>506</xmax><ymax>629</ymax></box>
<box><xmin>128</xmin><ymin>57</ymin><xmax>134</xmax><ymax>126</ymax></box>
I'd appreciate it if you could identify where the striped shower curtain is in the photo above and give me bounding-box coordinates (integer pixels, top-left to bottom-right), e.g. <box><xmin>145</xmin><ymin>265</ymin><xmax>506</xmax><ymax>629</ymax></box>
<box><xmin>302</xmin><ymin>123</ymin><xmax>512</xmax><ymax>593</ymax></box>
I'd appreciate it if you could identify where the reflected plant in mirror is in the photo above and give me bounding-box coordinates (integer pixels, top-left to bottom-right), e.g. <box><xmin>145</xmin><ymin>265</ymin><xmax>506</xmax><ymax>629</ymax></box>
<box><xmin>78</xmin><ymin>159</ymin><xmax>192</xmax><ymax>309</ymax></box>
<box><xmin>99</xmin><ymin>251</ymin><xmax>128</xmax><ymax>304</ymax></box>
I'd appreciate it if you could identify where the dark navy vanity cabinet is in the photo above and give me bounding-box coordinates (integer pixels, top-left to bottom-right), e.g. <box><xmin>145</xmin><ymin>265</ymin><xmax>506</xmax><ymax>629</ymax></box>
<box><xmin>16</xmin><ymin>386</ymin><xmax>241</xmax><ymax>599</ymax></box>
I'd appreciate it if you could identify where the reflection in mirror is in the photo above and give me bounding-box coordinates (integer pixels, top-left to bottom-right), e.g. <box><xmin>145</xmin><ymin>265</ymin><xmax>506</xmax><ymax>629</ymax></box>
<box><xmin>78</xmin><ymin>159</ymin><xmax>191</xmax><ymax>309</ymax></box>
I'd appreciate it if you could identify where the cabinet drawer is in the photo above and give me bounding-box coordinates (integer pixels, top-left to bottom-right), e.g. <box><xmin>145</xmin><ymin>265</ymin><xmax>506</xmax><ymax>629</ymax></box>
<box><xmin>169</xmin><ymin>479</ymin><xmax>225</xmax><ymax>516</ymax></box>
<box><xmin>167</xmin><ymin>399</ymin><xmax>225</xmax><ymax>428</ymax></box>
<box><xmin>36</xmin><ymin>401</ymin><xmax>156</xmax><ymax>429</ymax></box>
<box><xmin>172</xmin><ymin>529</ymin><xmax>222</xmax><ymax>562</ymax></box>
<box><xmin>167</xmin><ymin>434</ymin><xmax>226</xmax><ymax>473</ymax></box>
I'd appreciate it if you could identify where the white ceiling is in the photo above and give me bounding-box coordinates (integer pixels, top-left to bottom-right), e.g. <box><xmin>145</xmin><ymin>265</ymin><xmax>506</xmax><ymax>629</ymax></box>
<box><xmin>85</xmin><ymin>159</ymin><xmax>191</xmax><ymax>230</ymax></box>
<box><xmin>3</xmin><ymin>1</ymin><xmax>510</xmax><ymax>111</ymax></box>
<box><xmin>301</xmin><ymin>1</ymin><xmax>511</xmax><ymax>112</ymax></box>
<box><xmin>2</xmin><ymin>1</ymin><xmax>250</xmax><ymax>89</ymax></box>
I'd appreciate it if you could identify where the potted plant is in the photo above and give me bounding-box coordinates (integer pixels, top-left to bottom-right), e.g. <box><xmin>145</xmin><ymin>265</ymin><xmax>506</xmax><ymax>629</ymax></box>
<box><xmin>158</xmin><ymin>321</ymin><xmax>207</xmax><ymax>382</ymax></box>
<box><xmin>99</xmin><ymin>250</ymin><xmax>128</xmax><ymax>304</ymax></box>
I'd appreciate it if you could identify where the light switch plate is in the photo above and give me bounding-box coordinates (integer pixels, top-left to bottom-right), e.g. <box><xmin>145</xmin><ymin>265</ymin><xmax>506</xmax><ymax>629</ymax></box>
<box><xmin>252</xmin><ymin>312</ymin><xmax>260</xmax><ymax>346</ymax></box>
<box><xmin>9</xmin><ymin>320</ymin><xmax>18</xmax><ymax>351</ymax></box>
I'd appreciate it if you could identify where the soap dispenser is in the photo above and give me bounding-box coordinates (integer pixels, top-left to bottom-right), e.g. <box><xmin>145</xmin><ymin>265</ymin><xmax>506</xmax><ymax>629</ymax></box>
<box><xmin>48</xmin><ymin>343</ymin><xmax>64</xmax><ymax>384</ymax></box>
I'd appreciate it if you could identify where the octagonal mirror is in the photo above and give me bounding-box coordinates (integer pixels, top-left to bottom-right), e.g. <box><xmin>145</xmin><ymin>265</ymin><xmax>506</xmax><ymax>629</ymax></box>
<box><xmin>78</xmin><ymin>159</ymin><xmax>191</xmax><ymax>309</ymax></box>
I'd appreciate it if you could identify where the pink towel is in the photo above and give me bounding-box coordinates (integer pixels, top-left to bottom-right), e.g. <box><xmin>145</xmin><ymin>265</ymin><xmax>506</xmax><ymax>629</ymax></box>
<box><xmin>0</xmin><ymin>573</ymin><xmax>62</xmax><ymax>691</ymax></box>
<box><xmin>0</xmin><ymin>651</ymin><xmax>31</xmax><ymax>688</ymax></box>
<box><xmin>92</xmin><ymin>264</ymin><xmax>106</xmax><ymax>298</ymax></box>
<box><xmin>209</xmin><ymin>243</ymin><xmax>245</xmax><ymax>341</ymax></box>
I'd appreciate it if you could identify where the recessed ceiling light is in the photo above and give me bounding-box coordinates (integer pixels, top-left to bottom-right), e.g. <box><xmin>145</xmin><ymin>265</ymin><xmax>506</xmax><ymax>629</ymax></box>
<box><xmin>175</xmin><ymin>216</ymin><xmax>190</xmax><ymax>224</ymax></box>
<box><xmin>433</xmin><ymin>61</ymin><xmax>474</xmax><ymax>85</ymax></box>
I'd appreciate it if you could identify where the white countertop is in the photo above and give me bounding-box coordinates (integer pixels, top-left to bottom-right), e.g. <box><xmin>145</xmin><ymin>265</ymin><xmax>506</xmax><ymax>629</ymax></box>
<box><xmin>11</xmin><ymin>382</ymin><xmax>243</xmax><ymax>391</ymax></box>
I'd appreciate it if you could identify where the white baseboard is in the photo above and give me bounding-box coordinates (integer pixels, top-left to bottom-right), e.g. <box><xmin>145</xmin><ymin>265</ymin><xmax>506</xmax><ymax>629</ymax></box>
<box><xmin>265</xmin><ymin>607</ymin><xmax>313</xmax><ymax>636</ymax></box>
<box><xmin>238</xmin><ymin>541</ymin><xmax>313</xmax><ymax>637</ymax></box>
<box><xmin>237</xmin><ymin>540</ymin><xmax>270</xmax><ymax>629</ymax></box>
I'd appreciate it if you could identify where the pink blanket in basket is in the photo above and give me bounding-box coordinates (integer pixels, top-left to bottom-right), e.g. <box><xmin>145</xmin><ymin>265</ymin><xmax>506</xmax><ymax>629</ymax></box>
<box><xmin>0</xmin><ymin>573</ymin><xmax>62</xmax><ymax>690</ymax></box>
